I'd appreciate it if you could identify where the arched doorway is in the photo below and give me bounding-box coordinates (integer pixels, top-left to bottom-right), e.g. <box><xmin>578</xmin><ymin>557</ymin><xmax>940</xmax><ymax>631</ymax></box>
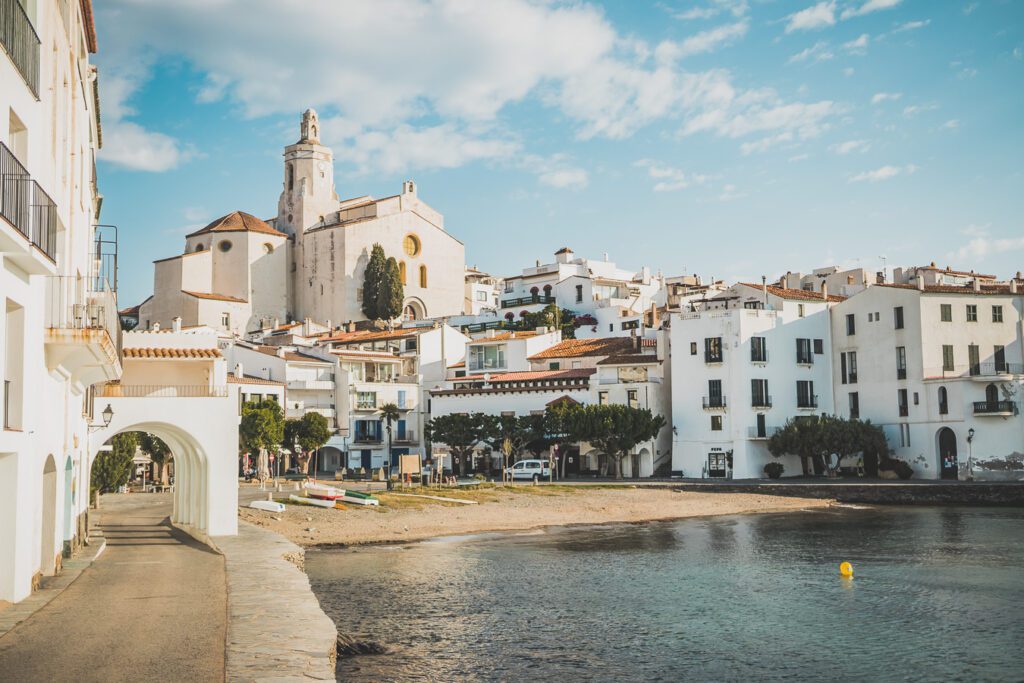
<box><xmin>40</xmin><ymin>455</ymin><xmax>58</xmax><ymax>576</ymax></box>
<box><xmin>938</xmin><ymin>427</ymin><xmax>958</xmax><ymax>480</ymax></box>
<box><xmin>637</xmin><ymin>448</ymin><xmax>653</xmax><ymax>478</ymax></box>
<box><xmin>402</xmin><ymin>298</ymin><xmax>426</xmax><ymax>321</ymax></box>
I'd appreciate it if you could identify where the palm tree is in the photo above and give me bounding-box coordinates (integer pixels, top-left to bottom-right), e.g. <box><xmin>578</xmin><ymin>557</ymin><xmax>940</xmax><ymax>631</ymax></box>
<box><xmin>379</xmin><ymin>402</ymin><xmax>401</xmax><ymax>478</ymax></box>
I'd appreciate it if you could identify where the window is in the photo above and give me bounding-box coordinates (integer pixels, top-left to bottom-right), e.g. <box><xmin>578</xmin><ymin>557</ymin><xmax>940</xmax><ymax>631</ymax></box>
<box><xmin>548</xmin><ymin>362</ymin><xmax>561</xmax><ymax>371</ymax></box>
<box><xmin>966</xmin><ymin>304</ymin><xmax>977</xmax><ymax>322</ymax></box>
<box><xmin>940</xmin><ymin>304</ymin><xmax>952</xmax><ymax>322</ymax></box>
<box><xmin>751</xmin><ymin>336</ymin><xmax>767</xmax><ymax>363</ymax></box>
<box><xmin>576</xmin><ymin>285</ymin><xmax>583</xmax><ymax>303</ymax></box>
<box><xmin>968</xmin><ymin>345</ymin><xmax>980</xmax><ymax>376</ymax></box>
<box><xmin>399</xmin><ymin>261</ymin><xmax>407</xmax><ymax>284</ymax></box>
<box><xmin>397</xmin><ymin>390</ymin><xmax>407</xmax><ymax>409</ymax></box>
<box><xmin>406</xmin><ymin>337</ymin><xmax>417</xmax><ymax>351</ymax></box>
<box><xmin>751</xmin><ymin>379</ymin><xmax>770</xmax><ymax>407</ymax></box>
<box><xmin>221</xmin><ymin>312</ymin><xmax>230</xmax><ymax>329</ymax></box>
<box><xmin>710</xmin><ymin>415</ymin><xmax>723</xmax><ymax>431</ymax></box>
<box><xmin>942</xmin><ymin>345</ymin><xmax>954</xmax><ymax>372</ymax></box>
<box><xmin>992</xmin><ymin>305</ymin><xmax>1003</xmax><ymax>323</ymax></box>
<box><xmin>896</xmin><ymin>346</ymin><xmax>906</xmax><ymax>380</ymax></box>
<box><xmin>796</xmin><ymin>380</ymin><xmax>816</xmax><ymax>408</ymax></box>
<box><xmin>475</xmin><ymin>290</ymin><xmax>488</xmax><ymax>302</ymax></box>
<box><xmin>356</xmin><ymin>392</ymin><xmax>377</xmax><ymax>409</ymax></box>
<box><xmin>846</xmin><ymin>314</ymin><xmax>856</xmax><ymax>336</ymax></box>
<box><xmin>994</xmin><ymin>345</ymin><xmax>1006</xmax><ymax>373</ymax></box>
<box><xmin>897</xmin><ymin>389</ymin><xmax>908</xmax><ymax>417</ymax></box>
<box><xmin>598</xmin><ymin>391</ymin><xmax>609</xmax><ymax>405</ymax></box>
<box><xmin>848</xmin><ymin>392</ymin><xmax>859</xmax><ymax>419</ymax></box>
<box><xmin>571</xmin><ymin>361</ymin><xmax>582</xmax><ymax>369</ymax></box>
<box><xmin>938</xmin><ymin>386</ymin><xmax>948</xmax><ymax>415</ymax></box>
<box><xmin>218</xmin><ymin>240</ymin><xmax>232</xmax><ymax>252</ymax></box>
<box><xmin>797</xmin><ymin>304</ymin><xmax>805</xmax><ymax>318</ymax></box>
<box><xmin>403</xmin><ymin>234</ymin><xmax>420</xmax><ymax>256</ymax></box>
<box><xmin>262</xmin><ymin>242</ymin><xmax>274</xmax><ymax>254</ymax></box>
<box><xmin>194</xmin><ymin>243</ymin><xmax>205</xmax><ymax>252</ymax></box>
<box><xmin>469</xmin><ymin>344</ymin><xmax>506</xmax><ymax>371</ymax></box>
<box><xmin>913</xmin><ymin>392</ymin><xmax>919</xmax><ymax>406</ymax></box>
<box><xmin>796</xmin><ymin>338</ymin><xmax>813</xmax><ymax>365</ymax></box>
<box><xmin>813</xmin><ymin>339</ymin><xmax>824</xmax><ymax>355</ymax></box>
<box><xmin>627</xmin><ymin>389</ymin><xmax>639</xmax><ymax>409</ymax></box>
<box><xmin>841</xmin><ymin>351</ymin><xmax>857</xmax><ymax>384</ymax></box>
<box><xmin>894</xmin><ymin>306</ymin><xmax>904</xmax><ymax>329</ymax></box>
<box><xmin>704</xmin><ymin>337</ymin><xmax>723</xmax><ymax>363</ymax></box>
<box><xmin>690</xmin><ymin>342</ymin><xmax>697</xmax><ymax>356</ymax></box>
<box><xmin>504</xmin><ymin>281</ymin><xmax>514</xmax><ymax>293</ymax></box>
<box><xmin>419</xmin><ymin>265</ymin><xmax>428</xmax><ymax>288</ymax></box>
<box><xmin>899</xmin><ymin>423</ymin><xmax>911</xmax><ymax>448</ymax></box>
<box><xmin>621</xmin><ymin>320</ymin><xmax>640</xmax><ymax>331</ymax></box>
<box><xmin>706</xmin><ymin>379</ymin><xmax>724</xmax><ymax>408</ymax></box>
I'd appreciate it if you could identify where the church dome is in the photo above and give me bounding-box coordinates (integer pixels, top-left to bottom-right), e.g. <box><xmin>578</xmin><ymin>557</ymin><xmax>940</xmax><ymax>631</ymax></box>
<box><xmin>186</xmin><ymin>211</ymin><xmax>285</xmax><ymax>238</ymax></box>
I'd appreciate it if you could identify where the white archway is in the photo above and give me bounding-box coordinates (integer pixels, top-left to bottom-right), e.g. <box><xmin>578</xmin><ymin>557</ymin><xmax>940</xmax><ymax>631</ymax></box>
<box><xmin>637</xmin><ymin>448</ymin><xmax>654</xmax><ymax>478</ymax></box>
<box><xmin>40</xmin><ymin>455</ymin><xmax>58</xmax><ymax>576</ymax></box>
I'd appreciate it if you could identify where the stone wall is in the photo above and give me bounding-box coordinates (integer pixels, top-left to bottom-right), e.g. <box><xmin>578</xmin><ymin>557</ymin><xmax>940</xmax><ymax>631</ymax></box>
<box><xmin>671</xmin><ymin>481</ymin><xmax>1024</xmax><ymax>505</ymax></box>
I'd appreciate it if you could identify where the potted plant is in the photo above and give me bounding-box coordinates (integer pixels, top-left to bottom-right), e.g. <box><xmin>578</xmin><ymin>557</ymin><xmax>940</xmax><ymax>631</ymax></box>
<box><xmin>764</xmin><ymin>462</ymin><xmax>784</xmax><ymax>479</ymax></box>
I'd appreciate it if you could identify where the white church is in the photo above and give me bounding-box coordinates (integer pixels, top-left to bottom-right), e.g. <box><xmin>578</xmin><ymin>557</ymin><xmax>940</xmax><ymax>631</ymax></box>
<box><xmin>137</xmin><ymin>110</ymin><xmax>466</xmax><ymax>334</ymax></box>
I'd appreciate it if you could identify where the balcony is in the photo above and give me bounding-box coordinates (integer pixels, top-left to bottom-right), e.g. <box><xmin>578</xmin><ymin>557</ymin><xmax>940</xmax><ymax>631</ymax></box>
<box><xmin>99</xmin><ymin>384</ymin><xmax>228</xmax><ymax>398</ymax></box>
<box><xmin>393</xmin><ymin>430</ymin><xmax>419</xmax><ymax>445</ymax></box>
<box><xmin>500</xmin><ymin>295</ymin><xmax>555</xmax><ymax>308</ymax></box>
<box><xmin>896</xmin><ymin>368</ymin><xmax>907</xmax><ymax>380</ymax></box>
<box><xmin>1</xmin><ymin>0</ymin><xmax>41</xmax><ymax>96</ymax></box>
<box><xmin>287</xmin><ymin>378</ymin><xmax>335</xmax><ymax>391</ymax></box>
<box><xmin>704</xmin><ymin>353</ymin><xmax>723</xmax><ymax>364</ymax></box>
<box><xmin>702</xmin><ymin>396</ymin><xmax>727</xmax><ymax>410</ymax></box>
<box><xmin>352</xmin><ymin>433</ymin><xmax>383</xmax><ymax>444</ymax></box>
<box><xmin>968</xmin><ymin>362</ymin><xmax>1024</xmax><ymax>382</ymax></box>
<box><xmin>973</xmin><ymin>401</ymin><xmax>1017</xmax><ymax>416</ymax></box>
<box><xmin>796</xmin><ymin>354</ymin><xmax>814</xmax><ymax>366</ymax></box>
<box><xmin>1</xmin><ymin>141</ymin><xmax>59</xmax><ymax>272</ymax></box>
<box><xmin>44</xmin><ymin>276</ymin><xmax>122</xmax><ymax>388</ymax></box>
<box><xmin>747</xmin><ymin>426</ymin><xmax>779</xmax><ymax>440</ymax></box>
<box><xmin>751</xmin><ymin>395</ymin><xmax>773</xmax><ymax>409</ymax></box>
<box><xmin>796</xmin><ymin>395</ymin><xmax>819</xmax><ymax>410</ymax></box>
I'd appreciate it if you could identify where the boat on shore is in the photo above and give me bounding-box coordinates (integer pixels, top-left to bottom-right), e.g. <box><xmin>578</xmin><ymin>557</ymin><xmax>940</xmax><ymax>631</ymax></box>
<box><xmin>290</xmin><ymin>494</ymin><xmax>336</xmax><ymax>509</ymax></box>
<box><xmin>306</xmin><ymin>483</ymin><xmax>345</xmax><ymax>500</ymax></box>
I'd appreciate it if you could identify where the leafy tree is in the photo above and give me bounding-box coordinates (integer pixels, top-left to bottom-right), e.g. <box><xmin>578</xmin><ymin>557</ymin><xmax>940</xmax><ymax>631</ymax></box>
<box><xmin>564</xmin><ymin>404</ymin><xmax>665</xmax><ymax>479</ymax></box>
<box><xmin>513</xmin><ymin>304</ymin><xmax>578</xmax><ymax>339</ymax></box>
<box><xmin>240</xmin><ymin>399</ymin><xmax>285</xmax><ymax>478</ymax></box>
<box><xmin>425</xmin><ymin>413</ymin><xmax>495</xmax><ymax>477</ymax></box>
<box><xmin>361</xmin><ymin>243</ymin><xmax>387</xmax><ymax>319</ymax></box>
<box><xmin>377</xmin><ymin>257</ymin><xmax>405</xmax><ymax>322</ymax></box>
<box><xmin>768</xmin><ymin>415</ymin><xmax>891</xmax><ymax>477</ymax></box>
<box><xmin>296</xmin><ymin>411</ymin><xmax>331</xmax><ymax>474</ymax></box>
<box><xmin>93</xmin><ymin>432</ymin><xmax>138</xmax><ymax>494</ymax></box>
<box><xmin>139</xmin><ymin>432</ymin><xmax>171</xmax><ymax>484</ymax></box>
<box><xmin>483</xmin><ymin>414</ymin><xmax>540</xmax><ymax>482</ymax></box>
<box><xmin>767</xmin><ymin>416</ymin><xmax>825</xmax><ymax>475</ymax></box>
<box><xmin>283</xmin><ymin>418</ymin><xmax>303</xmax><ymax>470</ymax></box>
<box><xmin>379</xmin><ymin>402</ymin><xmax>401</xmax><ymax>474</ymax></box>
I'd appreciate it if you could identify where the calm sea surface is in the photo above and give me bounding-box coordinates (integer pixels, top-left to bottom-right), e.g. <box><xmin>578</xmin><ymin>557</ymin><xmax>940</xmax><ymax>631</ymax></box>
<box><xmin>306</xmin><ymin>506</ymin><xmax>1024</xmax><ymax>682</ymax></box>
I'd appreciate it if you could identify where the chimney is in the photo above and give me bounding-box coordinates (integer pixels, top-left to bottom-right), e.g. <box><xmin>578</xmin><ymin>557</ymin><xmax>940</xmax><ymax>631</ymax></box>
<box><xmin>821</xmin><ymin>283</ymin><xmax>828</xmax><ymax>301</ymax></box>
<box><xmin>916</xmin><ymin>274</ymin><xmax>925</xmax><ymax>291</ymax></box>
<box><xmin>172</xmin><ymin>316</ymin><xmax>182</xmax><ymax>333</ymax></box>
<box><xmin>347</xmin><ymin>321</ymin><xmax>357</xmax><ymax>333</ymax></box>
<box><xmin>234</xmin><ymin>362</ymin><xmax>244</xmax><ymax>378</ymax></box>
<box><xmin>761</xmin><ymin>276</ymin><xmax>768</xmax><ymax>308</ymax></box>
<box><xmin>276</xmin><ymin>348</ymin><xmax>286</xmax><ymax>358</ymax></box>
<box><xmin>303</xmin><ymin>317</ymin><xmax>312</xmax><ymax>337</ymax></box>
<box><xmin>152</xmin><ymin>322</ymin><xmax>160</xmax><ymax>331</ymax></box>
<box><xmin>973</xmin><ymin>278</ymin><xmax>981</xmax><ymax>292</ymax></box>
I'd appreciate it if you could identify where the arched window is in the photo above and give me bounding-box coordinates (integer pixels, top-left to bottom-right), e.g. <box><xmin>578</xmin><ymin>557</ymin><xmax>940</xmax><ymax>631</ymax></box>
<box><xmin>403</xmin><ymin>234</ymin><xmax>420</xmax><ymax>257</ymax></box>
<box><xmin>262</xmin><ymin>243</ymin><xmax>274</xmax><ymax>254</ymax></box>
<box><xmin>194</xmin><ymin>243</ymin><xmax>205</xmax><ymax>252</ymax></box>
<box><xmin>985</xmin><ymin>383</ymin><xmax>999</xmax><ymax>405</ymax></box>
<box><xmin>399</xmin><ymin>261</ymin><xmax>407</xmax><ymax>285</ymax></box>
<box><xmin>938</xmin><ymin>386</ymin><xmax>948</xmax><ymax>415</ymax></box>
<box><xmin>419</xmin><ymin>265</ymin><xmax>428</xmax><ymax>288</ymax></box>
<box><xmin>404</xmin><ymin>305</ymin><xmax>417</xmax><ymax>321</ymax></box>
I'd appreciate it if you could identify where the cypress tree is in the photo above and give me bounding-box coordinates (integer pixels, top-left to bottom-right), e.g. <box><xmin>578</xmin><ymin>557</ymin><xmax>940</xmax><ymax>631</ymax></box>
<box><xmin>377</xmin><ymin>257</ymin><xmax>405</xmax><ymax>321</ymax></box>
<box><xmin>361</xmin><ymin>244</ymin><xmax>387</xmax><ymax>319</ymax></box>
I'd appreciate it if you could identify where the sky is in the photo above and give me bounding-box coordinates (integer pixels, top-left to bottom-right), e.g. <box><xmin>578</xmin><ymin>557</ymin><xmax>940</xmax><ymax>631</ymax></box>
<box><xmin>92</xmin><ymin>0</ymin><xmax>1024</xmax><ymax>307</ymax></box>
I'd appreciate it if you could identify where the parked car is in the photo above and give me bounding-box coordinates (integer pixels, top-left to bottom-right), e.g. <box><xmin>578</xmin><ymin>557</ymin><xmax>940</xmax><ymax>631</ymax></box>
<box><xmin>504</xmin><ymin>459</ymin><xmax>551</xmax><ymax>482</ymax></box>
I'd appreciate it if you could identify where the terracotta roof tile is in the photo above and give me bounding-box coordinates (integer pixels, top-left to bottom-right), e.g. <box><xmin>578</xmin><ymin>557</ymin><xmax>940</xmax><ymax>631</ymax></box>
<box><xmin>321</xmin><ymin>328</ymin><xmax>422</xmax><ymax>343</ymax></box>
<box><xmin>123</xmin><ymin>347</ymin><xmax>222</xmax><ymax>359</ymax></box>
<box><xmin>596</xmin><ymin>353</ymin><xmax>661</xmax><ymax>366</ymax></box>
<box><xmin>183</xmin><ymin>290</ymin><xmax>248</xmax><ymax>303</ymax></box>
<box><xmin>528</xmin><ymin>337</ymin><xmax>633</xmax><ymax>360</ymax></box>
<box><xmin>469</xmin><ymin>331</ymin><xmax>541</xmax><ymax>343</ymax></box>
<box><xmin>186</xmin><ymin>211</ymin><xmax>286</xmax><ymax>238</ymax></box>
<box><xmin>487</xmin><ymin>369</ymin><xmax>595</xmax><ymax>381</ymax></box>
<box><xmin>876</xmin><ymin>283</ymin><xmax>1018</xmax><ymax>296</ymax></box>
<box><xmin>737</xmin><ymin>283</ymin><xmax>846</xmax><ymax>302</ymax></box>
<box><xmin>253</xmin><ymin>346</ymin><xmax>332</xmax><ymax>363</ymax></box>
<box><xmin>227</xmin><ymin>374</ymin><xmax>285</xmax><ymax>386</ymax></box>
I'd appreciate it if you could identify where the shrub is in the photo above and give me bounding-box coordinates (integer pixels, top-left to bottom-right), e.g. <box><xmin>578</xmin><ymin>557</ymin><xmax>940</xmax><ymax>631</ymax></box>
<box><xmin>881</xmin><ymin>457</ymin><xmax>913</xmax><ymax>480</ymax></box>
<box><xmin>763</xmin><ymin>462</ymin><xmax>784</xmax><ymax>479</ymax></box>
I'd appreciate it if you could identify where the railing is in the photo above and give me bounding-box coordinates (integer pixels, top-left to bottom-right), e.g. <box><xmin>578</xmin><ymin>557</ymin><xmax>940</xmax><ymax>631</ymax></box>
<box><xmin>797</xmin><ymin>395</ymin><xmax>819</xmax><ymax>409</ymax></box>
<box><xmin>355</xmin><ymin>402</ymin><xmax>377</xmax><ymax>410</ymax></box>
<box><xmin>796</xmin><ymin>353</ymin><xmax>814</xmax><ymax>365</ymax></box>
<box><xmin>99</xmin><ymin>384</ymin><xmax>229</xmax><ymax>398</ymax></box>
<box><xmin>500</xmin><ymin>295</ymin><xmax>555</xmax><ymax>308</ymax></box>
<box><xmin>394</xmin><ymin>431</ymin><xmax>418</xmax><ymax>444</ymax></box>
<box><xmin>45</xmin><ymin>275</ymin><xmax>121</xmax><ymax>351</ymax></box>
<box><xmin>287</xmin><ymin>378</ymin><xmax>335</xmax><ymax>391</ymax></box>
<box><xmin>896</xmin><ymin>368</ymin><xmax>907</xmax><ymax>380</ymax></box>
<box><xmin>926</xmin><ymin>363</ymin><xmax>1024</xmax><ymax>380</ymax></box>
<box><xmin>1</xmin><ymin>141</ymin><xmax>58</xmax><ymax>260</ymax></box>
<box><xmin>973</xmin><ymin>401</ymin><xmax>1016</xmax><ymax>415</ymax></box>
<box><xmin>747</xmin><ymin>426</ymin><xmax>779</xmax><ymax>439</ymax></box>
<box><xmin>704</xmin><ymin>353</ymin><xmax>723</xmax><ymax>364</ymax></box>
<box><xmin>304</xmin><ymin>407</ymin><xmax>336</xmax><ymax>418</ymax></box>
<box><xmin>702</xmin><ymin>396</ymin><xmax>727</xmax><ymax>409</ymax></box>
<box><xmin>352</xmin><ymin>434</ymin><xmax>383</xmax><ymax>444</ymax></box>
<box><xmin>1</xmin><ymin>0</ymin><xmax>41</xmax><ymax>96</ymax></box>
<box><xmin>751</xmin><ymin>395</ymin><xmax>772</xmax><ymax>408</ymax></box>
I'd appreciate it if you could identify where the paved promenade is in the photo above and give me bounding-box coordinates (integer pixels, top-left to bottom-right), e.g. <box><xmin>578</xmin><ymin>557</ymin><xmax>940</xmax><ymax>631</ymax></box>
<box><xmin>0</xmin><ymin>494</ymin><xmax>226</xmax><ymax>682</ymax></box>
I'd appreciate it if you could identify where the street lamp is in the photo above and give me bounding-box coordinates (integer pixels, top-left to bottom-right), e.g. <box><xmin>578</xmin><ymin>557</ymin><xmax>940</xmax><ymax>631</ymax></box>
<box><xmin>90</xmin><ymin>404</ymin><xmax>114</xmax><ymax>431</ymax></box>
<box><xmin>966</xmin><ymin>428</ymin><xmax>975</xmax><ymax>481</ymax></box>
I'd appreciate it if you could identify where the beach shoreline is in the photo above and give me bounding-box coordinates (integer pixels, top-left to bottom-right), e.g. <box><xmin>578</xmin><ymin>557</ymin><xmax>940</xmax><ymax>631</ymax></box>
<box><xmin>239</xmin><ymin>486</ymin><xmax>835</xmax><ymax>548</ymax></box>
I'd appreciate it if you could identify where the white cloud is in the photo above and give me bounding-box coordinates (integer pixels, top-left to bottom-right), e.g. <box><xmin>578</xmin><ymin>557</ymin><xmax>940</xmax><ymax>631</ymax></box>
<box><xmin>840</xmin><ymin>0</ymin><xmax>902</xmax><ymax>20</ymax></box>
<box><xmin>740</xmin><ymin>131</ymin><xmax>793</xmax><ymax>154</ymax></box>
<box><xmin>675</xmin><ymin>21</ymin><xmax>749</xmax><ymax>57</ymax></box>
<box><xmin>871</xmin><ymin>92</ymin><xmax>901</xmax><ymax>105</ymax></box>
<box><xmin>843</xmin><ymin>67</ymin><xmax>855</xmax><ymax>76</ymax></box>
<box><xmin>785</xmin><ymin>2</ymin><xmax>836</xmax><ymax>33</ymax></box>
<box><xmin>788</xmin><ymin>41</ymin><xmax>834</xmax><ymax>64</ymax></box>
<box><xmin>946</xmin><ymin>225</ymin><xmax>1024</xmax><ymax>262</ymax></box>
<box><xmin>1014</xmin><ymin>47</ymin><xmax>1023</xmax><ymax>60</ymax></box>
<box><xmin>718</xmin><ymin>183</ymin><xmax>745</xmax><ymax>201</ymax></box>
<box><xmin>941</xmin><ymin>119</ymin><xmax>960</xmax><ymax>130</ymax></box>
<box><xmin>525</xmin><ymin>154</ymin><xmax>590</xmax><ymax>190</ymax></box>
<box><xmin>963</xmin><ymin>3</ymin><xmax>979</xmax><ymax>16</ymax></box>
<box><xmin>99</xmin><ymin>122</ymin><xmax>198</xmax><ymax>172</ymax></box>
<box><xmin>849</xmin><ymin>163</ymin><xmax>918</xmax><ymax>182</ymax></box>
<box><xmin>788</xmin><ymin>153</ymin><xmax>810</xmax><ymax>162</ymax></box>
<box><xmin>903</xmin><ymin>102</ymin><xmax>939</xmax><ymax>116</ymax></box>
<box><xmin>830</xmin><ymin>139</ymin><xmax>870</xmax><ymax>154</ymax></box>
<box><xmin>894</xmin><ymin>19</ymin><xmax>930</xmax><ymax>32</ymax></box>
<box><xmin>673</xmin><ymin>7</ymin><xmax>719</xmax><ymax>20</ymax></box>
<box><xmin>843</xmin><ymin>34</ymin><xmax>870</xmax><ymax>54</ymax></box>
<box><xmin>682</xmin><ymin>94</ymin><xmax>836</xmax><ymax>141</ymax></box>
<box><xmin>672</xmin><ymin>0</ymin><xmax>750</xmax><ymax>20</ymax></box>
<box><xmin>634</xmin><ymin>159</ymin><xmax>711</xmax><ymax>192</ymax></box>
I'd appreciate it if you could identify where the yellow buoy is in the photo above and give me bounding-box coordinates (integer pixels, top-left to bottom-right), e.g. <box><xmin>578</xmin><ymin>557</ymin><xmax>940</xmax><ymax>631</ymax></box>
<box><xmin>839</xmin><ymin>561</ymin><xmax>854</xmax><ymax>578</ymax></box>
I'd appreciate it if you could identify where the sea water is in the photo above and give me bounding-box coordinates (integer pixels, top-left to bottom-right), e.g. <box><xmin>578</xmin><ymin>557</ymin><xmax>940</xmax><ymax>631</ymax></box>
<box><xmin>307</xmin><ymin>506</ymin><xmax>1024</xmax><ymax>682</ymax></box>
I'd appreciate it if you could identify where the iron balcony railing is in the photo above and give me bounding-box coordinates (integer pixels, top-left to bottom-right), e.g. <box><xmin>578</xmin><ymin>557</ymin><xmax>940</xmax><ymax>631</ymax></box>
<box><xmin>751</xmin><ymin>395</ymin><xmax>772</xmax><ymax>408</ymax></box>
<box><xmin>353</xmin><ymin>433</ymin><xmax>383</xmax><ymax>444</ymax></box>
<box><xmin>45</xmin><ymin>275</ymin><xmax>122</xmax><ymax>352</ymax></box>
<box><xmin>99</xmin><ymin>384</ymin><xmax>229</xmax><ymax>398</ymax></box>
<box><xmin>973</xmin><ymin>401</ymin><xmax>1016</xmax><ymax>415</ymax></box>
<box><xmin>1</xmin><ymin>141</ymin><xmax>58</xmax><ymax>260</ymax></box>
<box><xmin>462</xmin><ymin>320</ymin><xmax>505</xmax><ymax>333</ymax></box>
<box><xmin>1</xmin><ymin>0</ymin><xmax>41</xmax><ymax>96</ymax></box>
<box><xmin>393</xmin><ymin>430</ymin><xmax>418</xmax><ymax>444</ymax></box>
<box><xmin>702</xmin><ymin>396</ymin><xmax>727</xmax><ymax>409</ymax></box>
<box><xmin>797</xmin><ymin>395</ymin><xmax>819</xmax><ymax>409</ymax></box>
<box><xmin>747</xmin><ymin>426</ymin><xmax>779</xmax><ymax>439</ymax></box>
<box><xmin>500</xmin><ymin>295</ymin><xmax>555</xmax><ymax>308</ymax></box>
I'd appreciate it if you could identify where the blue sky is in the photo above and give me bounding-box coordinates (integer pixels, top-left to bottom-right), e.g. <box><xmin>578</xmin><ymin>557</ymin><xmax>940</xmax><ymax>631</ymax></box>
<box><xmin>93</xmin><ymin>0</ymin><xmax>1024</xmax><ymax>307</ymax></box>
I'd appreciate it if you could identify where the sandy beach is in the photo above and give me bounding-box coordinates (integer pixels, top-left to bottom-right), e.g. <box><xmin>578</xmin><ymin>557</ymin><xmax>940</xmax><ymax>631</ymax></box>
<box><xmin>238</xmin><ymin>485</ymin><xmax>833</xmax><ymax>547</ymax></box>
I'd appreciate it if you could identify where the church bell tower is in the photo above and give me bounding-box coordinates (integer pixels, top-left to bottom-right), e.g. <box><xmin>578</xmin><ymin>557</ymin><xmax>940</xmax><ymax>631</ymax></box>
<box><xmin>276</xmin><ymin>109</ymin><xmax>337</xmax><ymax>236</ymax></box>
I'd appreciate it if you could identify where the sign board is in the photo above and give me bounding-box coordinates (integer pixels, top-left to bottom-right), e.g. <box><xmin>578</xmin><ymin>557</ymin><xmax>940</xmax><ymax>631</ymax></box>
<box><xmin>399</xmin><ymin>454</ymin><xmax>421</xmax><ymax>475</ymax></box>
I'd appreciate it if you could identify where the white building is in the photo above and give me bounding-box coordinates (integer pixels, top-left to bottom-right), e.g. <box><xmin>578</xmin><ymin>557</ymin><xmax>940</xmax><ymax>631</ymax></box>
<box><xmin>670</xmin><ymin>284</ymin><xmax>841</xmax><ymax>479</ymax></box>
<box><xmin>1</xmin><ymin>0</ymin><xmax>122</xmax><ymax>603</ymax></box>
<box><xmin>829</xmin><ymin>278</ymin><xmax>1023</xmax><ymax>479</ymax></box>
<box><xmin>780</xmin><ymin>265</ymin><xmax>876</xmax><ymax>298</ymax></box>
<box><xmin>228</xmin><ymin>343</ymin><xmax>339</xmax><ymax>430</ymax></box>
<box><xmin>464</xmin><ymin>266</ymin><xmax>501</xmax><ymax>316</ymax></box>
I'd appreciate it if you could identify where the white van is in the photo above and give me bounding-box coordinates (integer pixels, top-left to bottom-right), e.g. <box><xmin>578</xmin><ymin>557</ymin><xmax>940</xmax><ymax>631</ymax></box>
<box><xmin>505</xmin><ymin>459</ymin><xmax>551</xmax><ymax>482</ymax></box>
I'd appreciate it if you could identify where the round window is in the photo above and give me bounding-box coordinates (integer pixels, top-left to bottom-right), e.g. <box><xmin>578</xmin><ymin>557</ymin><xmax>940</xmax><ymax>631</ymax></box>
<box><xmin>262</xmin><ymin>243</ymin><xmax>274</xmax><ymax>254</ymax></box>
<box><xmin>403</xmin><ymin>234</ymin><xmax>420</xmax><ymax>257</ymax></box>
<box><xmin>194</xmin><ymin>243</ymin><xmax>205</xmax><ymax>252</ymax></box>
<box><xmin>218</xmin><ymin>240</ymin><xmax>232</xmax><ymax>253</ymax></box>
